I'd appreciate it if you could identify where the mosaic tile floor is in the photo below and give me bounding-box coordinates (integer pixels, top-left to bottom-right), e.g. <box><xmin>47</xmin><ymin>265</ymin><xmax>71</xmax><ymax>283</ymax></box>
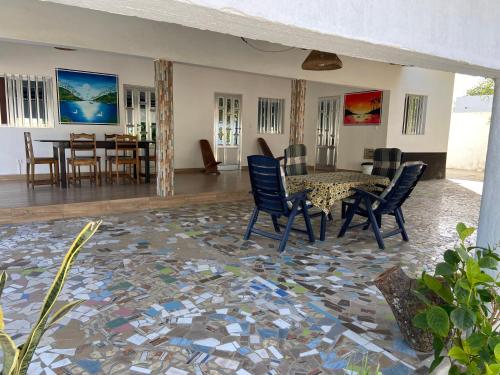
<box><xmin>0</xmin><ymin>179</ymin><xmax>480</xmax><ymax>374</ymax></box>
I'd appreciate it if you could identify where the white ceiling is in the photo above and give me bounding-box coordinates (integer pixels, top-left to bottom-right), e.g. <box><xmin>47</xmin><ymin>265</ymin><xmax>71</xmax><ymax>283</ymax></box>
<box><xmin>39</xmin><ymin>0</ymin><xmax>500</xmax><ymax>77</ymax></box>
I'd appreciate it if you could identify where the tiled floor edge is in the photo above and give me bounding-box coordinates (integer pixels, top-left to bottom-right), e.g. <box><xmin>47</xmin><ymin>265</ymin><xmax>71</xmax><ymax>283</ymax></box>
<box><xmin>0</xmin><ymin>191</ymin><xmax>251</xmax><ymax>224</ymax></box>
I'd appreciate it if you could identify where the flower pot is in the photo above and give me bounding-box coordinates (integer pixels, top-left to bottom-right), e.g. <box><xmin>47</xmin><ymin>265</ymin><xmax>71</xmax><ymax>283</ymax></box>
<box><xmin>361</xmin><ymin>163</ymin><xmax>373</xmax><ymax>175</ymax></box>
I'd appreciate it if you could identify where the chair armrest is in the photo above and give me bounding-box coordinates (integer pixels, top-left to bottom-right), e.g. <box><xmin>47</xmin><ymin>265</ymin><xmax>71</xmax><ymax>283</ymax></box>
<box><xmin>276</xmin><ymin>156</ymin><xmax>285</xmax><ymax>161</ymax></box>
<box><xmin>352</xmin><ymin>187</ymin><xmax>387</xmax><ymax>203</ymax></box>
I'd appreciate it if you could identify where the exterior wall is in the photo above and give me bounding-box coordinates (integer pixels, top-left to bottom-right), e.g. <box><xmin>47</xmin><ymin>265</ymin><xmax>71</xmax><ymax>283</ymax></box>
<box><xmin>385</xmin><ymin>67</ymin><xmax>455</xmax><ymax>153</ymax></box>
<box><xmin>447</xmin><ymin>113</ymin><xmax>491</xmax><ymax>171</ymax></box>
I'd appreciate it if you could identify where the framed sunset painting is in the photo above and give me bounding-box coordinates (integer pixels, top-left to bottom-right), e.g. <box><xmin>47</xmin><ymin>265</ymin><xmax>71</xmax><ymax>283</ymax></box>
<box><xmin>343</xmin><ymin>90</ymin><xmax>383</xmax><ymax>125</ymax></box>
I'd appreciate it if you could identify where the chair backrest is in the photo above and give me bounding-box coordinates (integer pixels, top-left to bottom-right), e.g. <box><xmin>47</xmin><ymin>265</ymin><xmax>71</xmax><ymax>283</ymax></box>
<box><xmin>105</xmin><ymin>133</ymin><xmax>120</xmax><ymax>156</ymax></box>
<box><xmin>199</xmin><ymin>139</ymin><xmax>217</xmax><ymax>167</ymax></box>
<box><xmin>257</xmin><ymin>137</ymin><xmax>274</xmax><ymax>158</ymax></box>
<box><xmin>70</xmin><ymin>133</ymin><xmax>96</xmax><ymax>160</ymax></box>
<box><xmin>247</xmin><ymin>155</ymin><xmax>289</xmax><ymax>215</ymax></box>
<box><xmin>284</xmin><ymin>144</ymin><xmax>308</xmax><ymax>176</ymax></box>
<box><xmin>372</xmin><ymin>148</ymin><xmax>402</xmax><ymax>180</ymax></box>
<box><xmin>115</xmin><ymin>134</ymin><xmax>138</xmax><ymax>156</ymax></box>
<box><xmin>24</xmin><ymin>132</ymin><xmax>34</xmax><ymax>162</ymax></box>
<box><xmin>376</xmin><ymin>161</ymin><xmax>427</xmax><ymax>213</ymax></box>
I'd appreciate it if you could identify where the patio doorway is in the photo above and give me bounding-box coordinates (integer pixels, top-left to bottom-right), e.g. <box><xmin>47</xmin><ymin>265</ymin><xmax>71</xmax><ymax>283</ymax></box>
<box><xmin>315</xmin><ymin>96</ymin><xmax>340</xmax><ymax>170</ymax></box>
<box><xmin>214</xmin><ymin>94</ymin><xmax>242</xmax><ymax>170</ymax></box>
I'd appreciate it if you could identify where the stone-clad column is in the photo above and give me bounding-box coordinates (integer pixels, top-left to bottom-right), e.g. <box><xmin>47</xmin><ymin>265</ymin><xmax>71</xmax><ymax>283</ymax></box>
<box><xmin>289</xmin><ymin>79</ymin><xmax>306</xmax><ymax>145</ymax></box>
<box><xmin>155</xmin><ymin>59</ymin><xmax>174</xmax><ymax>197</ymax></box>
<box><xmin>477</xmin><ymin>78</ymin><xmax>500</xmax><ymax>249</ymax></box>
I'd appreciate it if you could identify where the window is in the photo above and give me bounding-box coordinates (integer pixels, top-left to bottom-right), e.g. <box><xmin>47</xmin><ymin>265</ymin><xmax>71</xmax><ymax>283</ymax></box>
<box><xmin>402</xmin><ymin>94</ymin><xmax>427</xmax><ymax>135</ymax></box>
<box><xmin>124</xmin><ymin>85</ymin><xmax>156</xmax><ymax>141</ymax></box>
<box><xmin>0</xmin><ymin>74</ymin><xmax>54</xmax><ymax>128</ymax></box>
<box><xmin>258</xmin><ymin>97</ymin><xmax>284</xmax><ymax>134</ymax></box>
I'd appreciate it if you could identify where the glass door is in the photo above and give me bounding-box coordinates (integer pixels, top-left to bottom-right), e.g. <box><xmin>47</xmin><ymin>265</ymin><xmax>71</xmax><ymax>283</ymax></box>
<box><xmin>124</xmin><ymin>85</ymin><xmax>156</xmax><ymax>141</ymax></box>
<box><xmin>214</xmin><ymin>94</ymin><xmax>242</xmax><ymax>170</ymax></box>
<box><xmin>315</xmin><ymin>97</ymin><xmax>340</xmax><ymax>170</ymax></box>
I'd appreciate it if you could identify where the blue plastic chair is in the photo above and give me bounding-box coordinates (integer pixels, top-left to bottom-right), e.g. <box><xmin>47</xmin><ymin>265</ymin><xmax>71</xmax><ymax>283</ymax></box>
<box><xmin>244</xmin><ymin>155</ymin><xmax>324</xmax><ymax>253</ymax></box>
<box><xmin>338</xmin><ymin>162</ymin><xmax>427</xmax><ymax>249</ymax></box>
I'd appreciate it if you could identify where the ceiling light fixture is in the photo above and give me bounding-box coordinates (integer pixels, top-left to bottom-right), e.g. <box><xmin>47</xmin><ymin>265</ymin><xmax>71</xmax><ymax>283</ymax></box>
<box><xmin>302</xmin><ymin>50</ymin><xmax>343</xmax><ymax>71</ymax></box>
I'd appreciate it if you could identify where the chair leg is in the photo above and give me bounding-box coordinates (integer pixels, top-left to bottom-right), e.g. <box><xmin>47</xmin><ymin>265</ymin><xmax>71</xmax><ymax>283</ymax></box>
<box><xmin>49</xmin><ymin>162</ymin><xmax>54</xmax><ymax>185</ymax></box>
<box><xmin>244</xmin><ymin>207</ymin><xmax>259</xmax><ymax>240</ymax></box>
<box><xmin>25</xmin><ymin>163</ymin><xmax>30</xmax><ymax>187</ymax></box>
<box><xmin>30</xmin><ymin>163</ymin><xmax>35</xmax><ymax>189</ymax></box>
<box><xmin>54</xmin><ymin>160</ymin><xmax>59</xmax><ymax>185</ymax></box>
<box><xmin>278</xmin><ymin>202</ymin><xmax>299</xmax><ymax>253</ymax></box>
<box><xmin>300</xmin><ymin>201</ymin><xmax>315</xmax><ymax>243</ymax></box>
<box><xmin>365</xmin><ymin>202</ymin><xmax>385</xmax><ymax>250</ymax></box>
<box><xmin>341</xmin><ymin>201</ymin><xmax>347</xmax><ymax>219</ymax></box>
<box><xmin>98</xmin><ymin>161</ymin><xmax>102</xmax><ymax>186</ymax></box>
<box><xmin>395</xmin><ymin>208</ymin><xmax>409</xmax><ymax>241</ymax></box>
<box><xmin>271</xmin><ymin>215</ymin><xmax>280</xmax><ymax>233</ymax></box>
<box><xmin>338</xmin><ymin>196</ymin><xmax>361</xmax><ymax>238</ymax></box>
<box><xmin>400</xmin><ymin>208</ymin><xmax>406</xmax><ymax>223</ymax></box>
<box><xmin>320</xmin><ymin>212</ymin><xmax>327</xmax><ymax>241</ymax></box>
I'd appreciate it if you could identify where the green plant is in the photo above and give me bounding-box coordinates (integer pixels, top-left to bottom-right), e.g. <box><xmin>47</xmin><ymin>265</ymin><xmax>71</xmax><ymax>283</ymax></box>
<box><xmin>0</xmin><ymin>220</ymin><xmax>101</xmax><ymax>375</ymax></box>
<box><xmin>346</xmin><ymin>353</ymin><xmax>382</xmax><ymax>375</ymax></box>
<box><xmin>412</xmin><ymin>223</ymin><xmax>500</xmax><ymax>374</ymax></box>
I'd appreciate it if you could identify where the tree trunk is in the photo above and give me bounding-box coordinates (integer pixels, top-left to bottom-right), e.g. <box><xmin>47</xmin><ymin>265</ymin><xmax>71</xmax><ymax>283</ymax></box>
<box><xmin>374</xmin><ymin>266</ymin><xmax>434</xmax><ymax>352</ymax></box>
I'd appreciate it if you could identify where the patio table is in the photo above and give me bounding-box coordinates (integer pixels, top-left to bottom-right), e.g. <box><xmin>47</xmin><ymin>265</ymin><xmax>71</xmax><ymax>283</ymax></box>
<box><xmin>286</xmin><ymin>171</ymin><xmax>390</xmax><ymax>213</ymax></box>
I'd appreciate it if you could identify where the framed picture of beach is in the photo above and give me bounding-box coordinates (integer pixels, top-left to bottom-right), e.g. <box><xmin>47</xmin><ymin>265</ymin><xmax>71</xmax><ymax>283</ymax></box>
<box><xmin>56</xmin><ymin>69</ymin><xmax>119</xmax><ymax>125</ymax></box>
<box><xmin>343</xmin><ymin>90</ymin><xmax>383</xmax><ymax>125</ymax></box>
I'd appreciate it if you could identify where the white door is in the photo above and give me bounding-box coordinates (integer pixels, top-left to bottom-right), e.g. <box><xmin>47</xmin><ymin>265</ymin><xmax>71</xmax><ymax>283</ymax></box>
<box><xmin>315</xmin><ymin>97</ymin><xmax>340</xmax><ymax>170</ymax></box>
<box><xmin>214</xmin><ymin>94</ymin><xmax>242</xmax><ymax>170</ymax></box>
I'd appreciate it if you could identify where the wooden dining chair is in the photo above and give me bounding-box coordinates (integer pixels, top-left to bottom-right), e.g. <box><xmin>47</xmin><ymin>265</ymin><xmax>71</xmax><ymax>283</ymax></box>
<box><xmin>199</xmin><ymin>139</ymin><xmax>221</xmax><ymax>174</ymax></box>
<box><xmin>67</xmin><ymin>133</ymin><xmax>101</xmax><ymax>186</ymax></box>
<box><xmin>104</xmin><ymin>133</ymin><xmax>121</xmax><ymax>182</ymax></box>
<box><xmin>257</xmin><ymin>137</ymin><xmax>284</xmax><ymax>161</ymax></box>
<box><xmin>24</xmin><ymin>132</ymin><xmax>59</xmax><ymax>188</ymax></box>
<box><xmin>108</xmin><ymin>135</ymin><xmax>140</xmax><ymax>184</ymax></box>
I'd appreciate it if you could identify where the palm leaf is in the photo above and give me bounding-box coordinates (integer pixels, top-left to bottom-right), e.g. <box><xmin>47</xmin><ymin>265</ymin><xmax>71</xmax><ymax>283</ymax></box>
<box><xmin>0</xmin><ymin>271</ymin><xmax>7</xmax><ymax>299</ymax></box>
<box><xmin>46</xmin><ymin>300</ymin><xmax>84</xmax><ymax>330</ymax></box>
<box><xmin>0</xmin><ymin>330</ymin><xmax>19</xmax><ymax>375</ymax></box>
<box><xmin>16</xmin><ymin>220</ymin><xmax>101</xmax><ymax>374</ymax></box>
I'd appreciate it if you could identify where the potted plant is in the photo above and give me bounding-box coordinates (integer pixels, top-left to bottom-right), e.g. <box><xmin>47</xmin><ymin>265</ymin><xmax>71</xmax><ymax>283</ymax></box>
<box><xmin>361</xmin><ymin>161</ymin><xmax>374</xmax><ymax>174</ymax></box>
<box><xmin>412</xmin><ymin>223</ymin><xmax>500</xmax><ymax>374</ymax></box>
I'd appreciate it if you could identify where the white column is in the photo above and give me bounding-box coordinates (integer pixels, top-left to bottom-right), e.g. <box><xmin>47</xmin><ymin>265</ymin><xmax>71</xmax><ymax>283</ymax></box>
<box><xmin>477</xmin><ymin>78</ymin><xmax>500</xmax><ymax>248</ymax></box>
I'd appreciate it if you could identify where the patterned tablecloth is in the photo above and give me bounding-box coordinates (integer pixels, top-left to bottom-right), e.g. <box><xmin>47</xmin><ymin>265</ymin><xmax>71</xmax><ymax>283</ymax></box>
<box><xmin>286</xmin><ymin>172</ymin><xmax>390</xmax><ymax>213</ymax></box>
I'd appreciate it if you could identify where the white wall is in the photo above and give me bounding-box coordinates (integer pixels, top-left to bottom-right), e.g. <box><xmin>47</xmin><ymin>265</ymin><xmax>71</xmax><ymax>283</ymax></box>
<box><xmin>0</xmin><ymin>41</ymin><xmax>154</xmax><ymax>175</ymax></box>
<box><xmin>385</xmin><ymin>67</ymin><xmax>455</xmax><ymax>153</ymax></box>
<box><xmin>0</xmin><ymin>39</ymin><xmax>455</xmax><ymax>175</ymax></box>
<box><xmin>447</xmin><ymin>112</ymin><xmax>491</xmax><ymax>171</ymax></box>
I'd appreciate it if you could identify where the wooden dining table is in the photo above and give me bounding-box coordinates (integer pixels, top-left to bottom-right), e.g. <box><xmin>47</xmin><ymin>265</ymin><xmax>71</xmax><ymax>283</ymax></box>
<box><xmin>37</xmin><ymin>139</ymin><xmax>155</xmax><ymax>188</ymax></box>
<box><xmin>286</xmin><ymin>171</ymin><xmax>390</xmax><ymax>213</ymax></box>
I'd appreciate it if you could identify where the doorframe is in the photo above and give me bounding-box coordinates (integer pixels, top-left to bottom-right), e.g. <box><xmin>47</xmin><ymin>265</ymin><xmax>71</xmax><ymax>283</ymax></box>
<box><xmin>314</xmin><ymin>95</ymin><xmax>341</xmax><ymax>170</ymax></box>
<box><xmin>213</xmin><ymin>93</ymin><xmax>243</xmax><ymax>170</ymax></box>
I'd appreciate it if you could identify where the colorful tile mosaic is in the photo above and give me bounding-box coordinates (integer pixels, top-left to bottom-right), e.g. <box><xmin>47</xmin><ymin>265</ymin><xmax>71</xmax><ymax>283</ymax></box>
<box><xmin>0</xmin><ymin>179</ymin><xmax>480</xmax><ymax>374</ymax></box>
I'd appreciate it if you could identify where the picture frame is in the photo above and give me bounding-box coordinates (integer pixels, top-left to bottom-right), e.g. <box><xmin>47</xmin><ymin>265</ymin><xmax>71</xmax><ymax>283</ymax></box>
<box><xmin>343</xmin><ymin>90</ymin><xmax>383</xmax><ymax>126</ymax></box>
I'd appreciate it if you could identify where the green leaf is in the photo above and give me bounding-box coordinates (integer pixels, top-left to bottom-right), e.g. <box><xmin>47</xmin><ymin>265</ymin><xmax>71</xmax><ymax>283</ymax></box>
<box><xmin>444</xmin><ymin>249</ymin><xmax>461</xmax><ymax>266</ymax></box>
<box><xmin>435</xmin><ymin>262</ymin><xmax>455</xmax><ymax>276</ymax></box>
<box><xmin>450</xmin><ymin>307</ymin><xmax>476</xmax><ymax>331</ymax></box>
<box><xmin>412</xmin><ymin>311</ymin><xmax>428</xmax><ymax>329</ymax></box>
<box><xmin>46</xmin><ymin>300</ymin><xmax>84</xmax><ymax>330</ymax></box>
<box><xmin>412</xmin><ymin>289</ymin><xmax>431</xmax><ymax>305</ymax></box>
<box><xmin>448</xmin><ymin>345</ymin><xmax>468</xmax><ymax>364</ymax></box>
<box><xmin>488</xmin><ymin>336</ymin><xmax>500</xmax><ymax>351</ymax></box>
<box><xmin>466</xmin><ymin>258</ymin><xmax>481</xmax><ymax>285</ymax></box>
<box><xmin>0</xmin><ymin>330</ymin><xmax>18</xmax><ymax>375</ymax></box>
<box><xmin>479</xmin><ymin>256</ymin><xmax>498</xmax><ymax>270</ymax></box>
<box><xmin>456</xmin><ymin>222</ymin><xmax>475</xmax><ymax>242</ymax></box>
<box><xmin>474</xmin><ymin>272</ymin><xmax>495</xmax><ymax>284</ymax></box>
<box><xmin>435</xmin><ymin>285</ymin><xmax>454</xmax><ymax>304</ymax></box>
<box><xmin>433</xmin><ymin>336</ymin><xmax>444</xmax><ymax>357</ymax></box>
<box><xmin>495</xmin><ymin>343</ymin><xmax>500</xmax><ymax>361</ymax></box>
<box><xmin>464</xmin><ymin>333</ymin><xmax>486</xmax><ymax>355</ymax></box>
<box><xmin>477</xmin><ymin>288</ymin><xmax>494</xmax><ymax>302</ymax></box>
<box><xmin>426</xmin><ymin>306</ymin><xmax>449</xmax><ymax>337</ymax></box>
<box><xmin>0</xmin><ymin>272</ymin><xmax>7</xmax><ymax>300</ymax></box>
<box><xmin>448</xmin><ymin>365</ymin><xmax>461</xmax><ymax>375</ymax></box>
<box><xmin>423</xmin><ymin>274</ymin><xmax>442</xmax><ymax>292</ymax></box>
